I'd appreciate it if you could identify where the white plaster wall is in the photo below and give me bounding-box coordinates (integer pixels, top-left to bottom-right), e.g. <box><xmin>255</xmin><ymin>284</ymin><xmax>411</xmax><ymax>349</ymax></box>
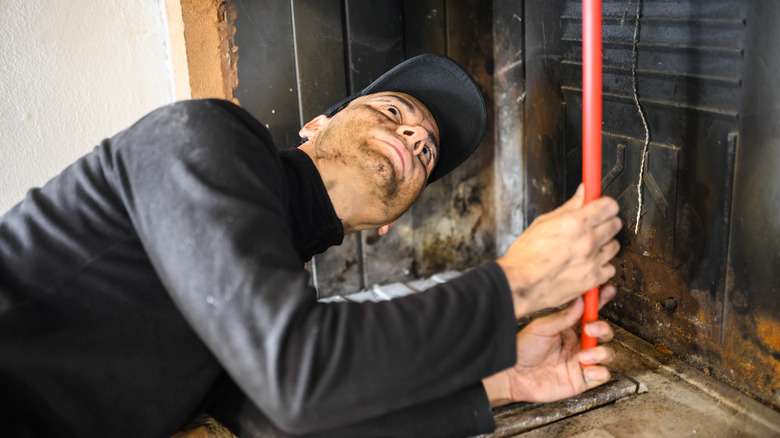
<box><xmin>0</xmin><ymin>0</ymin><xmax>175</xmax><ymax>212</ymax></box>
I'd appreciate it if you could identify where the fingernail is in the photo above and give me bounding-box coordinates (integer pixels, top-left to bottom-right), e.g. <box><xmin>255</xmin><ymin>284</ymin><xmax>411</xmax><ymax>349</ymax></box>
<box><xmin>583</xmin><ymin>323</ymin><xmax>596</xmax><ymax>337</ymax></box>
<box><xmin>584</xmin><ymin>367</ymin><xmax>599</xmax><ymax>380</ymax></box>
<box><xmin>576</xmin><ymin>183</ymin><xmax>584</xmax><ymax>195</ymax></box>
<box><xmin>580</xmin><ymin>351</ymin><xmax>595</xmax><ymax>363</ymax></box>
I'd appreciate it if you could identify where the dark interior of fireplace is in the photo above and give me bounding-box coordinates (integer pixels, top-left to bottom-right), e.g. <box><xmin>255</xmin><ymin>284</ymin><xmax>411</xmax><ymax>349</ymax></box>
<box><xmin>227</xmin><ymin>0</ymin><xmax>779</xmax><ymax>433</ymax></box>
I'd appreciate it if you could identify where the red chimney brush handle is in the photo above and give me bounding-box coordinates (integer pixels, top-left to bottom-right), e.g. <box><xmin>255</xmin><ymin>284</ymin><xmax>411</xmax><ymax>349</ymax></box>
<box><xmin>581</xmin><ymin>0</ymin><xmax>602</xmax><ymax>365</ymax></box>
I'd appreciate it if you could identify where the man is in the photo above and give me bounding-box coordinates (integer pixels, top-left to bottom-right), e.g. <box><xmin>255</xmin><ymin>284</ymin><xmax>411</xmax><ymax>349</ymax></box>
<box><xmin>0</xmin><ymin>54</ymin><xmax>620</xmax><ymax>437</ymax></box>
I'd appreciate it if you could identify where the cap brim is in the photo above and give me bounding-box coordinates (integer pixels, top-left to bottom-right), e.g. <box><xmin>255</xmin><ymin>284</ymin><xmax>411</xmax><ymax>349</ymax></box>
<box><xmin>324</xmin><ymin>54</ymin><xmax>487</xmax><ymax>184</ymax></box>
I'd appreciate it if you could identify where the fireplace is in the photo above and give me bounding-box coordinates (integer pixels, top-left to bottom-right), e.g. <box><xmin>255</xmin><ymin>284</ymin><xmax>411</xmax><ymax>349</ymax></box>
<box><xmin>217</xmin><ymin>0</ymin><xmax>779</xmax><ymax>417</ymax></box>
<box><xmin>511</xmin><ymin>0</ymin><xmax>780</xmax><ymax>411</ymax></box>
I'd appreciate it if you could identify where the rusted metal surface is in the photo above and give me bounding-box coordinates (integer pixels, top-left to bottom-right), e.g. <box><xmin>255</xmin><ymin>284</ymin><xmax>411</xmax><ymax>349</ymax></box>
<box><xmin>653</xmin><ymin>298</ymin><xmax>677</xmax><ymax>313</ymax></box>
<box><xmin>720</xmin><ymin>1</ymin><xmax>780</xmax><ymax>410</ymax></box>
<box><xmin>480</xmin><ymin>375</ymin><xmax>640</xmax><ymax>438</ymax></box>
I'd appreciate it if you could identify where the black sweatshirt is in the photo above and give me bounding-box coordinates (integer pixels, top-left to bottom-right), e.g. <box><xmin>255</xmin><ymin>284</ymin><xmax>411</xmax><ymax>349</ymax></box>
<box><xmin>0</xmin><ymin>99</ymin><xmax>517</xmax><ymax>437</ymax></box>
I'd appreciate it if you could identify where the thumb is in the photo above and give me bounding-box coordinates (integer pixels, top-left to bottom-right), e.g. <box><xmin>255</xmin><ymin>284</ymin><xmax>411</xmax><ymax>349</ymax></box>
<box><xmin>530</xmin><ymin>297</ymin><xmax>584</xmax><ymax>336</ymax></box>
<box><xmin>558</xmin><ymin>183</ymin><xmax>585</xmax><ymax>213</ymax></box>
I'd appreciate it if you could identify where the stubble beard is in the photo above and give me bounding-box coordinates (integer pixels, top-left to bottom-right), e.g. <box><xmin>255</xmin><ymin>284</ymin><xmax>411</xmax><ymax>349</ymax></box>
<box><xmin>359</xmin><ymin>140</ymin><xmax>402</xmax><ymax>204</ymax></box>
<box><xmin>316</xmin><ymin>121</ymin><xmax>406</xmax><ymax>212</ymax></box>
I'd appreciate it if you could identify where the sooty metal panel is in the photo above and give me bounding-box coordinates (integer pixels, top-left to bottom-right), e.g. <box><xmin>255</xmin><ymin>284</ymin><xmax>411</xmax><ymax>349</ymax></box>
<box><xmin>344</xmin><ymin>0</ymin><xmax>405</xmax><ymax>90</ymax></box>
<box><xmin>313</xmin><ymin>0</ymin><xmax>408</xmax><ymax>297</ymax></box>
<box><xmin>412</xmin><ymin>0</ymin><xmax>497</xmax><ymax>277</ymax></box>
<box><xmin>359</xmin><ymin>0</ymin><xmax>447</xmax><ymax>289</ymax></box>
<box><xmin>493</xmin><ymin>0</ymin><xmax>527</xmax><ymax>255</ymax></box>
<box><xmin>721</xmin><ymin>1</ymin><xmax>780</xmax><ymax>410</ymax></box>
<box><xmin>556</xmin><ymin>0</ymin><xmax>744</xmax><ymax>343</ymax></box>
<box><xmin>232</xmin><ymin>0</ymin><xmax>300</xmax><ymax>149</ymax></box>
<box><xmin>559</xmin><ymin>0</ymin><xmax>745</xmax><ymax>398</ymax></box>
<box><xmin>402</xmin><ymin>0</ymin><xmax>446</xmax><ymax>58</ymax></box>
<box><xmin>522</xmin><ymin>0</ymin><xmax>779</xmax><ymax>409</ymax></box>
<box><xmin>290</xmin><ymin>0</ymin><xmax>362</xmax><ymax>298</ymax></box>
<box><xmin>292</xmin><ymin>0</ymin><xmax>348</xmax><ymax>122</ymax></box>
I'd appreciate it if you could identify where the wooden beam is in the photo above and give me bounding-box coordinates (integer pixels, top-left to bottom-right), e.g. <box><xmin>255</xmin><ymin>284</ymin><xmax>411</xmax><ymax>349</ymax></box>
<box><xmin>164</xmin><ymin>0</ymin><xmax>238</xmax><ymax>101</ymax></box>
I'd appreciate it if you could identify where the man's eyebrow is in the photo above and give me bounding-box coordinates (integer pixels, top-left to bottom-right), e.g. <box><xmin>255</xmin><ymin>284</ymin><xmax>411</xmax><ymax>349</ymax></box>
<box><xmin>374</xmin><ymin>95</ymin><xmax>418</xmax><ymax>115</ymax></box>
<box><xmin>390</xmin><ymin>95</ymin><xmax>417</xmax><ymax>115</ymax></box>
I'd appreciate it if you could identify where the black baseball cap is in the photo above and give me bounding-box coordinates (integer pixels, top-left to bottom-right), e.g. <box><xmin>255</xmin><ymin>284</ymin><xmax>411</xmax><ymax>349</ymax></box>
<box><xmin>323</xmin><ymin>54</ymin><xmax>487</xmax><ymax>184</ymax></box>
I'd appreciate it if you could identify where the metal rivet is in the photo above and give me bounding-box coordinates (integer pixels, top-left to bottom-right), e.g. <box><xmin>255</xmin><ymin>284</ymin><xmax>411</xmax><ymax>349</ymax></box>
<box><xmin>654</xmin><ymin>298</ymin><xmax>678</xmax><ymax>313</ymax></box>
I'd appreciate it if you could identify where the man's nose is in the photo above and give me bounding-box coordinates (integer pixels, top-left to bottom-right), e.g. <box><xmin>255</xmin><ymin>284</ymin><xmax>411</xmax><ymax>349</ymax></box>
<box><xmin>396</xmin><ymin>124</ymin><xmax>428</xmax><ymax>153</ymax></box>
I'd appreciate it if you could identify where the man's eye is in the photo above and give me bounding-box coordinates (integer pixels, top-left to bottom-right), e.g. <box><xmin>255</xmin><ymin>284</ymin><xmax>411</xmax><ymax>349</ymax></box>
<box><xmin>422</xmin><ymin>145</ymin><xmax>431</xmax><ymax>161</ymax></box>
<box><xmin>386</xmin><ymin>105</ymin><xmax>400</xmax><ymax>119</ymax></box>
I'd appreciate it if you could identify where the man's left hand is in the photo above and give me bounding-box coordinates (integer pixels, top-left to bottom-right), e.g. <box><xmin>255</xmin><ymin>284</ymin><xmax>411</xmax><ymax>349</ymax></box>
<box><xmin>482</xmin><ymin>285</ymin><xmax>617</xmax><ymax>407</ymax></box>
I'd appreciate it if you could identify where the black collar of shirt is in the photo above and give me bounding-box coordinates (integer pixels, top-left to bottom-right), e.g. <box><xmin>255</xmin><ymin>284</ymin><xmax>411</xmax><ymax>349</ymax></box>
<box><xmin>278</xmin><ymin>147</ymin><xmax>344</xmax><ymax>263</ymax></box>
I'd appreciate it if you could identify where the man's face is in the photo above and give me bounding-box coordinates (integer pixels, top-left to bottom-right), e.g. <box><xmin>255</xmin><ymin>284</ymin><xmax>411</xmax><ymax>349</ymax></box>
<box><xmin>303</xmin><ymin>92</ymin><xmax>440</xmax><ymax>228</ymax></box>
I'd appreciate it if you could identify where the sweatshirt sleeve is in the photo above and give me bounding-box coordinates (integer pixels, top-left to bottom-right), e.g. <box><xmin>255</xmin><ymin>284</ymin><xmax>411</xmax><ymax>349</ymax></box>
<box><xmin>105</xmin><ymin>100</ymin><xmax>516</xmax><ymax>434</ymax></box>
<box><xmin>209</xmin><ymin>378</ymin><xmax>496</xmax><ymax>438</ymax></box>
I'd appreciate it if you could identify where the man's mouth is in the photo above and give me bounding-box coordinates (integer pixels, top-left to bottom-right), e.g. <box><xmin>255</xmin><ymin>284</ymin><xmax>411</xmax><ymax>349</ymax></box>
<box><xmin>375</xmin><ymin>136</ymin><xmax>408</xmax><ymax>176</ymax></box>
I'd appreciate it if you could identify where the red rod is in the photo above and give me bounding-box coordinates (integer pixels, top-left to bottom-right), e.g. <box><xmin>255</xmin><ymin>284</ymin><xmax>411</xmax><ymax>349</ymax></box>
<box><xmin>581</xmin><ymin>0</ymin><xmax>602</xmax><ymax>364</ymax></box>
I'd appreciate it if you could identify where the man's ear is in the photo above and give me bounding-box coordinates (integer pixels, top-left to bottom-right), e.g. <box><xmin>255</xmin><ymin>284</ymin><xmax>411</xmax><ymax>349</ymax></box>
<box><xmin>299</xmin><ymin>114</ymin><xmax>330</xmax><ymax>140</ymax></box>
<box><xmin>377</xmin><ymin>219</ymin><xmax>399</xmax><ymax>236</ymax></box>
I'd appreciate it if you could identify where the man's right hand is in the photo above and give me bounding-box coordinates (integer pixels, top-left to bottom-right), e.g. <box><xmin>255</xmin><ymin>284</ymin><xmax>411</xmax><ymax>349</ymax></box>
<box><xmin>496</xmin><ymin>184</ymin><xmax>622</xmax><ymax>319</ymax></box>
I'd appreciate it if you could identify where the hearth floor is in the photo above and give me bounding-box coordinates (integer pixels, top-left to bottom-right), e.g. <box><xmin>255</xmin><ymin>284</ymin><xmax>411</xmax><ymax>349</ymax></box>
<box><xmin>482</xmin><ymin>325</ymin><xmax>780</xmax><ymax>438</ymax></box>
